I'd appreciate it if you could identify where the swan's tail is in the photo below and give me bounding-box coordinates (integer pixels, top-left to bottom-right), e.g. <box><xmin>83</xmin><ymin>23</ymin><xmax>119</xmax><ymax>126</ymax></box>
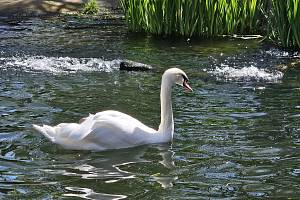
<box><xmin>33</xmin><ymin>124</ymin><xmax>56</xmax><ymax>142</ymax></box>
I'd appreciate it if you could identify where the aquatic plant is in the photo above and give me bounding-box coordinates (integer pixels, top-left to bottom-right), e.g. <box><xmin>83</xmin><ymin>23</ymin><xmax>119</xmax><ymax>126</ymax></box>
<box><xmin>120</xmin><ymin>0</ymin><xmax>300</xmax><ymax>48</ymax></box>
<box><xmin>120</xmin><ymin>0</ymin><xmax>265</xmax><ymax>37</ymax></box>
<box><xmin>271</xmin><ymin>0</ymin><xmax>300</xmax><ymax>48</ymax></box>
<box><xmin>82</xmin><ymin>0</ymin><xmax>100</xmax><ymax>15</ymax></box>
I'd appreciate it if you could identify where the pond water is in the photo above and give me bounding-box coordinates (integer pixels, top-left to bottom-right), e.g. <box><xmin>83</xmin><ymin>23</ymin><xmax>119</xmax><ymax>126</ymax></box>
<box><xmin>0</xmin><ymin>17</ymin><xmax>300</xmax><ymax>199</ymax></box>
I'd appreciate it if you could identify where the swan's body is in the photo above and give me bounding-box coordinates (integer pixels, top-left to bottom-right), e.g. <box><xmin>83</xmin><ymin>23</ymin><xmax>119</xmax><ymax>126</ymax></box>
<box><xmin>33</xmin><ymin>68</ymin><xmax>192</xmax><ymax>151</ymax></box>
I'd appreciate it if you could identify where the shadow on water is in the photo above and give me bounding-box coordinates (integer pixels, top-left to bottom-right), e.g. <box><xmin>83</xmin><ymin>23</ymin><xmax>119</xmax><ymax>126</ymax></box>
<box><xmin>0</xmin><ymin>17</ymin><xmax>300</xmax><ymax>199</ymax></box>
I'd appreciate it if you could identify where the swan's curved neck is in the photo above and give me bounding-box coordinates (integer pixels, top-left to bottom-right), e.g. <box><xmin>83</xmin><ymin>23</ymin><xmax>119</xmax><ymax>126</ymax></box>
<box><xmin>158</xmin><ymin>73</ymin><xmax>174</xmax><ymax>140</ymax></box>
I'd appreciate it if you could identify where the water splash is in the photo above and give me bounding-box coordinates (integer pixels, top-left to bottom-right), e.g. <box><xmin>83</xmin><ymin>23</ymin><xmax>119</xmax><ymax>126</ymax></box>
<box><xmin>0</xmin><ymin>56</ymin><xmax>121</xmax><ymax>74</ymax></box>
<box><xmin>207</xmin><ymin>65</ymin><xmax>283</xmax><ymax>82</ymax></box>
<box><xmin>264</xmin><ymin>48</ymin><xmax>300</xmax><ymax>58</ymax></box>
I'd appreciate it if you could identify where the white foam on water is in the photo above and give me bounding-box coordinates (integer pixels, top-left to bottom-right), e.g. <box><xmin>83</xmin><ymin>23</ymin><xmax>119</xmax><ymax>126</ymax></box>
<box><xmin>265</xmin><ymin>48</ymin><xmax>300</xmax><ymax>58</ymax></box>
<box><xmin>0</xmin><ymin>56</ymin><xmax>120</xmax><ymax>74</ymax></box>
<box><xmin>208</xmin><ymin>65</ymin><xmax>283</xmax><ymax>82</ymax></box>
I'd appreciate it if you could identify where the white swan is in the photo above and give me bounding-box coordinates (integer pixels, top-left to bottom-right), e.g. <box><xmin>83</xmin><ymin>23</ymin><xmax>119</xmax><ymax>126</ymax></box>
<box><xmin>33</xmin><ymin>68</ymin><xmax>192</xmax><ymax>151</ymax></box>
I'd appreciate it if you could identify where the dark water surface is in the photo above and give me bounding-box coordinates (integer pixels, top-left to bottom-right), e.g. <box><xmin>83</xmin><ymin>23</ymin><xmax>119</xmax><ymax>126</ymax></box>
<box><xmin>0</xmin><ymin>18</ymin><xmax>300</xmax><ymax>199</ymax></box>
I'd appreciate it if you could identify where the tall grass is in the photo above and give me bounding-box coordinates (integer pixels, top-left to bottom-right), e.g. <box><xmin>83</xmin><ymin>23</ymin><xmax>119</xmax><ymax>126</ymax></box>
<box><xmin>272</xmin><ymin>0</ymin><xmax>300</xmax><ymax>48</ymax></box>
<box><xmin>120</xmin><ymin>0</ymin><xmax>264</xmax><ymax>37</ymax></box>
<box><xmin>120</xmin><ymin>0</ymin><xmax>300</xmax><ymax>48</ymax></box>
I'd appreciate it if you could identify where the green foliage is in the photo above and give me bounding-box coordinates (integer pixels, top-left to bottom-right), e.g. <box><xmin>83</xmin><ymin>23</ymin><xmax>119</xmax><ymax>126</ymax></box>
<box><xmin>120</xmin><ymin>0</ymin><xmax>265</xmax><ymax>37</ymax></box>
<box><xmin>271</xmin><ymin>0</ymin><xmax>300</xmax><ymax>48</ymax></box>
<box><xmin>83</xmin><ymin>0</ymin><xmax>100</xmax><ymax>15</ymax></box>
<box><xmin>120</xmin><ymin>0</ymin><xmax>300</xmax><ymax>48</ymax></box>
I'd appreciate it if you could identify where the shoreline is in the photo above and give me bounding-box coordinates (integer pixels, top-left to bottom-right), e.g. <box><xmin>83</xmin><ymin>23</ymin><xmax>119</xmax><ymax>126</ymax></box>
<box><xmin>0</xmin><ymin>0</ymin><xmax>120</xmax><ymax>19</ymax></box>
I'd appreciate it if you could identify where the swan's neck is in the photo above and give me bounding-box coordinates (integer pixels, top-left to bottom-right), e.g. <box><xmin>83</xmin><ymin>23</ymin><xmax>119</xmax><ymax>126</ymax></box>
<box><xmin>158</xmin><ymin>75</ymin><xmax>174</xmax><ymax>140</ymax></box>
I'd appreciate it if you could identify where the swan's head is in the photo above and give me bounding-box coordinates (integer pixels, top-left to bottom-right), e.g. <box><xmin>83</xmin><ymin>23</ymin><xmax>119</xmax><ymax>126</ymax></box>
<box><xmin>163</xmin><ymin>68</ymin><xmax>193</xmax><ymax>91</ymax></box>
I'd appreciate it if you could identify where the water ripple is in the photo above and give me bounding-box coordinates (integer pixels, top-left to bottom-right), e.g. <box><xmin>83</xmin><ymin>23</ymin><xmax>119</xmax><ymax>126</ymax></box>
<box><xmin>64</xmin><ymin>187</ymin><xmax>127</xmax><ymax>200</ymax></box>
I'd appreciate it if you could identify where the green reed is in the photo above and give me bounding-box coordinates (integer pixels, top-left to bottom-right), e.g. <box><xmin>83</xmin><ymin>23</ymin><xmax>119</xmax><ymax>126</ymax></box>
<box><xmin>120</xmin><ymin>0</ymin><xmax>300</xmax><ymax>48</ymax></box>
<box><xmin>272</xmin><ymin>0</ymin><xmax>300</xmax><ymax>48</ymax></box>
<box><xmin>120</xmin><ymin>0</ymin><xmax>264</xmax><ymax>37</ymax></box>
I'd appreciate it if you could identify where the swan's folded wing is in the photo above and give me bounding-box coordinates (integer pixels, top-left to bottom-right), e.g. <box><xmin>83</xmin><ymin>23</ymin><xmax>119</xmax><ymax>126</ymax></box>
<box><xmin>57</xmin><ymin>114</ymin><xmax>95</xmax><ymax>141</ymax></box>
<box><xmin>64</xmin><ymin>114</ymin><xmax>129</xmax><ymax>141</ymax></box>
<box><xmin>91</xmin><ymin>113</ymin><xmax>155</xmax><ymax>136</ymax></box>
<box><xmin>90</xmin><ymin>117</ymin><xmax>133</xmax><ymax>135</ymax></box>
<box><xmin>85</xmin><ymin>118</ymin><xmax>149</xmax><ymax>148</ymax></box>
<box><xmin>67</xmin><ymin>111</ymin><xmax>156</xmax><ymax>142</ymax></box>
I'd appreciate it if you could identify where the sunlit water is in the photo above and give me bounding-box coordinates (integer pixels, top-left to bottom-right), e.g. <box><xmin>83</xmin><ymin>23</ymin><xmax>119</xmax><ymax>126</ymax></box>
<box><xmin>0</xmin><ymin>18</ymin><xmax>300</xmax><ymax>199</ymax></box>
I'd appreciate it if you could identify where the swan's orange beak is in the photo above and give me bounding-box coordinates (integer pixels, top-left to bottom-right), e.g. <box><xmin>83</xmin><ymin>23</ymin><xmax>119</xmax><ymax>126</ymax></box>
<box><xmin>183</xmin><ymin>80</ymin><xmax>193</xmax><ymax>92</ymax></box>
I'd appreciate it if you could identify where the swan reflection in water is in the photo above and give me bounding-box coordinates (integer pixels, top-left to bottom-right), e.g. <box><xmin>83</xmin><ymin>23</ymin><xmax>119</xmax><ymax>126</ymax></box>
<box><xmin>41</xmin><ymin>144</ymin><xmax>176</xmax><ymax>199</ymax></box>
<box><xmin>112</xmin><ymin>144</ymin><xmax>176</xmax><ymax>188</ymax></box>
